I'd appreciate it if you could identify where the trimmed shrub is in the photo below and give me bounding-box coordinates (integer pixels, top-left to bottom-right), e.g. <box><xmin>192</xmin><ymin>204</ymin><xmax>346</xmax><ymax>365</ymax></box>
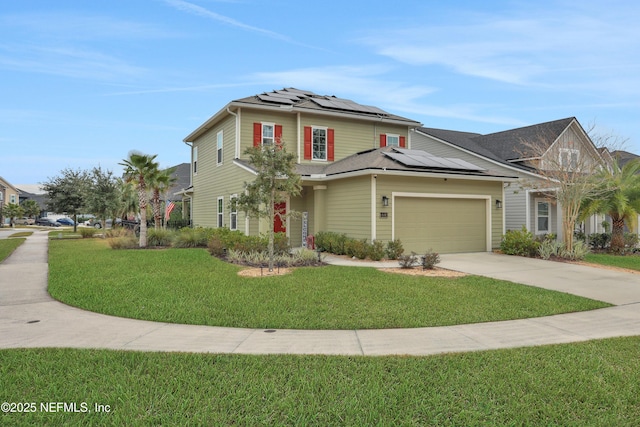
<box><xmin>500</xmin><ymin>226</ymin><xmax>539</xmax><ymax>257</ymax></box>
<box><xmin>588</xmin><ymin>233</ymin><xmax>611</xmax><ymax>250</ymax></box>
<box><xmin>315</xmin><ymin>231</ymin><xmax>348</xmax><ymax>255</ymax></box>
<box><xmin>385</xmin><ymin>239</ymin><xmax>404</xmax><ymax>260</ymax></box>
<box><xmin>368</xmin><ymin>240</ymin><xmax>386</xmax><ymax>261</ymax></box>
<box><xmin>422</xmin><ymin>249</ymin><xmax>440</xmax><ymax>269</ymax></box>
<box><xmin>398</xmin><ymin>252</ymin><xmax>419</xmax><ymax>269</ymax></box>
<box><xmin>207</xmin><ymin>235</ymin><xmax>225</xmax><ymax>257</ymax></box>
<box><xmin>345</xmin><ymin>238</ymin><xmax>369</xmax><ymax>260</ymax></box>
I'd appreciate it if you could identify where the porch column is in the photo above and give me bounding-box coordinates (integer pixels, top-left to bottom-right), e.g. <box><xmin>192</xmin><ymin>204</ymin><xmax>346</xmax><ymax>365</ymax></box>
<box><xmin>313</xmin><ymin>185</ymin><xmax>327</xmax><ymax>234</ymax></box>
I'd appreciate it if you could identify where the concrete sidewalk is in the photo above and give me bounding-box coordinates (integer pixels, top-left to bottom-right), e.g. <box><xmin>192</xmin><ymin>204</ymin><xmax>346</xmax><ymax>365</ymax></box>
<box><xmin>1</xmin><ymin>232</ymin><xmax>639</xmax><ymax>356</ymax></box>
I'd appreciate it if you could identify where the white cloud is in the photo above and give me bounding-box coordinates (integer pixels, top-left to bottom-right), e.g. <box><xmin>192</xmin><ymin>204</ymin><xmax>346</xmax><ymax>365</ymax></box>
<box><xmin>358</xmin><ymin>3</ymin><xmax>640</xmax><ymax>93</ymax></box>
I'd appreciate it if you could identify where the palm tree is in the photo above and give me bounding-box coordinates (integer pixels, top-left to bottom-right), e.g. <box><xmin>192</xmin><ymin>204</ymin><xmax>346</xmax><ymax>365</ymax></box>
<box><xmin>119</xmin><ymin>152</ymin><xmax>159</xmax><ymax>248</ymax></box>
<box><xmin>581</xmin><ymin>159</ymin><xmax>640</xmax><ymax>252</ymax></box>
<box><xmin>4</xmin><ymin>203</ymin><xmax>24</xmax><ymax>227</ymax></box>
<box><xmin>149</xmin><ymin>168</ymin><xmax>176</xmax><ymax>230</ymax></box>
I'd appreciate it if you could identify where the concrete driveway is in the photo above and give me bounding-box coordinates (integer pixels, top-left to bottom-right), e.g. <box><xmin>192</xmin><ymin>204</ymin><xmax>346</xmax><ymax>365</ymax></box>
<box><xmin>1</xmin><ymin>232</ymin><xmax>639</xmax><ymax>356</ymax></box>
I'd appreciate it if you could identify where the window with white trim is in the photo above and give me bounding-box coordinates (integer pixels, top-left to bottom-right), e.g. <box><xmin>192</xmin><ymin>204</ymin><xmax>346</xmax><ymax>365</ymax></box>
<box><xmin>217</xmin><ymin>196</ymin><xmax>224</xmax><ymax>228</ymax></box>
<box><xmin>559</xmin><ymin>148</ymin><xmax>579</xmax><ymax>170</ymax></box>
<box><xmin>262</xmin><ymin>123</ymin><xmax>274</xmax><ymax>145</ymax></box>
<box><xmin>229</xmin><ymin>194</ymin><xmax>237</xmax><ymax>230</ymax></box>
<box><xmin>217</xmin><ymin>131</ymin><xmax>223</xmax><ymax>165</ymax></box>
<box><xmin>312</xmin><ymin>127</ymin><xmax>327</xmax><ymax>160</ymax></box>
<box><xmin>386</xmin><ymin>134</ymin><xmax>400</xmax><ymax>147</ymax></box>
<box><xmin>10</xmin><ymin>194</ymin><xmax>16</xmax><ymax>204</ymax></box>
<box><xmin>536</xmin><ymin>200</ymin><xmax>550</xmax><ymax>234</ymax></box>
<box><xmin>193</xmin><ymin>146</ymin><xmax>198</xmax><ymax>175</ymax></box>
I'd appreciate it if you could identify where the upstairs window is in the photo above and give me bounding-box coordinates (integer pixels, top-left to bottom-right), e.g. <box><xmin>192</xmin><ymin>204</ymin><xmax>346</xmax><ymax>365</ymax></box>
<box><xmin>313</xmin><ymin>127</ymin><xmax>327</xmax><ymax>161</ymax></box>
<box><xmin>304</xmin><ymin>126</ymin><xmax>334</xmax><ymax>161</ymax></box>
<box><xmin>559</xmin><ymin>148</ymin><xmax>579</xmax><ymax>170</ymax></box>
<box><xmin>217</xmin><ymin>131</ymin><xmax>223</xmax><ymax>165</ymax></box>
<box><xmin>380</xmin><ymin>134</ymin><xmax>406</xmax><ymax>148</ymax></box>
<box><xmin>253</xmin><ymin>123</ymin><xmax>282</xmax><ymax>147</ymax></box>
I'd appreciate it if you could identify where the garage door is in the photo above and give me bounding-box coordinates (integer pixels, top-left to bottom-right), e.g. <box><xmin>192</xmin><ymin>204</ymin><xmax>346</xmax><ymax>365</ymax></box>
<box><xmin>395</xmin><ymin>197</ymin><xmax>487</xmax><ymax>254</ymax></box>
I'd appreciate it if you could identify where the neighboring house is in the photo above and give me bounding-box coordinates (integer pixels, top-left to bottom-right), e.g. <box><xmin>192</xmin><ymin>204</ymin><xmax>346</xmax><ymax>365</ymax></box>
<box><xmin>0</xmin><ymin>176</ymin><xmax>21</xmax><ymax>225</ymax></box>
<box><xmin>413</xmin><ymin>117</ymin><xmax>611</xmax><ymax>242</ymax></box>
<box><xmin>181</xmin><ymin>88</ymin><xmax>517</xmax><ymax>253</ymax></box>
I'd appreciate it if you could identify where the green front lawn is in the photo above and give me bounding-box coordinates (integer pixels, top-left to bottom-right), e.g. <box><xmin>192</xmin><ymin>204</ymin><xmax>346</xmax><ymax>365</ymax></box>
<box><xmin>48</xmin><ymin>239</ymin><xmax>609</xmax><ymax>329</ymax></box>
<box><xmin>0</xmin><ymin>238</ymin><xmax>25</xmax><ymax>263</ymax></box>
<box><xmin>585</xmin><ymin>253</ymin><xmax>640</xmax><ymax>271</ymax></box>
<box><xmin>1</xmin><ymin>337</ymin><xmax>639</xmax><ymax>425</ymax></box>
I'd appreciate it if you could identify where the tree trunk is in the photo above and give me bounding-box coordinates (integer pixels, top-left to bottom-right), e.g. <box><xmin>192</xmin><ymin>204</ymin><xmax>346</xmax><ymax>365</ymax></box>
<box><xmin>268</xmin><ymin>188</ymin><xmax>275</xmax><ymax>272</ymax></box>
<box><xmin>138</xmin><ymin>183</ymin><xmax>147</xmax><ymax>248</ymax></box>
<box><xmin>610</xmin><ymin>217</ymin><xmax>626</xmax><ymax>253</ymax></box>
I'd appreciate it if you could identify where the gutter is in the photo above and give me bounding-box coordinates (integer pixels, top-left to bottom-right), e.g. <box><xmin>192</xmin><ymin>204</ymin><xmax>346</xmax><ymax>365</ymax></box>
<box><xmin>299</xmin><ymin>168</ymin><xmax>519</xmax><ymax>183</ymax></box>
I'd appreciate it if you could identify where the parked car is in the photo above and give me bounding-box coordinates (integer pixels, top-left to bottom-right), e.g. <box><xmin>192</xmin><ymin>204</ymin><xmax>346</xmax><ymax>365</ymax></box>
<box><xmin>91</xmin><ymin>218</ymin><xmax>122</xmax><ymax>229</ymax></box>
<box><xmin>14</xmin><ymin>217</ymin><xmax>35</xmax><ymax>225</ymax></box>
<box><xmin>56</xmin><ymin>218</ymin><xmax>75</xmax><ymax>226</ymax></box>
<box><xmin>35</xmin><ymin>217</ymin><xmax>61</xmax><ymax>227</ymax></box>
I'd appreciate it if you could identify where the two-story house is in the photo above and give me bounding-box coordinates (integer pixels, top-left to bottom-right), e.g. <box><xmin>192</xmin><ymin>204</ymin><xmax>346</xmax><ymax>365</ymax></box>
<box><xmin>413</xmin><ymin>117</ymin><xmax>611</xmax><ymax>242</ymax></box>
<box><xmin>180</xmin><ymin>88</ymin><xmax>517</xmax><ymax>253</ymax></box>
<box><xmin>0</xmin><ymin>176</ymin><xmax>21</xmax><ymax>226</ymax></box>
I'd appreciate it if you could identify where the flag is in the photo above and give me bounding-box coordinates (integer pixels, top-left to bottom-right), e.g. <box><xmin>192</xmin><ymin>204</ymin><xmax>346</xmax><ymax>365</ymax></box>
<box><xmin>165</xmin><ymin>200</ymin><xmax>176</xmax><ymax>219</ymax></box>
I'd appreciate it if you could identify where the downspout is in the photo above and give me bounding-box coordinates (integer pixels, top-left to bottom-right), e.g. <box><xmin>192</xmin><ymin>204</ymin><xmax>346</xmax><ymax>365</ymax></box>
<box><xmin>297</xmin><ymin>112</ymin><xmax>301</xmax><ymax>163</ymax></box>
<box><xmin>182</xmin><ymin>140</ymin><xmax>194</xmax><ymax>223</ymax></box>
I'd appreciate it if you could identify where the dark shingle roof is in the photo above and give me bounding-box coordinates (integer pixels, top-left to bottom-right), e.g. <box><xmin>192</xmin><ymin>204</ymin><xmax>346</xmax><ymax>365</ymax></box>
<box><xmin>418</xmin><ymin>118</ymin><xmax>578</xmax><ymax>173</ymax></box>
<box><xmin>611</xmin><ymin>150</ymin><xmax>639</xmax><ymax>167</ymax></box>
<box><xmin>470</xmin><ymin>117</ymin><xmax>575</xmax><ymax>161</ymax></box>
<box><xmin>234</xmin><ymin>88</ymin><xmax>422</xmax><ymax>126</ymax></box>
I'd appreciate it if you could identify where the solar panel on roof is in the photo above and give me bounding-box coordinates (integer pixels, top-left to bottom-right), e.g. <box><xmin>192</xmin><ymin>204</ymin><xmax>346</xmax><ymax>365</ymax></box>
<box><xmin>269</xmin><ymin>92</ymin><xmax>303</xmax><ymax>100</ymax></box>
<box><xmin>383</xmin><ymin>149</ymin><xmax>485</xmax><ymax>171</ymax></box>
<box><xmin>257</xmin><ymin>94</ymin><xmax>295</xmax><ymax>105</ymax></box>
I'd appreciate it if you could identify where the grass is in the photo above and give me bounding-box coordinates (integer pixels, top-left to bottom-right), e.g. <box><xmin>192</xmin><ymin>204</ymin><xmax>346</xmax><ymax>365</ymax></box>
<box><xmin>48</xmin><ymin>239</ymin><xmax>609</xmax><ymax>330</ymax></box>
<box><xmin>0</xmin><ymin>238</ymin><xmax>25</xmax><ymax>263</ymax></box>
<box><xmin>1</xmin><ymin>337</ymin><xmax>639</xmax><ymax>425</ymax></box>
<box><xmin>8</xmin><ymin>231</ymin><xmax>33</xmax><ymax>238</ymax></box>
<box><xmin>585</xmin><ymin>253</ymin><xmax>640</xmax><ymax>271</ymax></box>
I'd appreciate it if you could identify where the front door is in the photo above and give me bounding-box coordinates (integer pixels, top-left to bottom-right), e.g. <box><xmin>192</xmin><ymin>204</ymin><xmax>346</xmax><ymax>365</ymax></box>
<box><xmin>274</xmin><ymin>202</ymin><xmax>286</xmax><ymax>233</ymax></box>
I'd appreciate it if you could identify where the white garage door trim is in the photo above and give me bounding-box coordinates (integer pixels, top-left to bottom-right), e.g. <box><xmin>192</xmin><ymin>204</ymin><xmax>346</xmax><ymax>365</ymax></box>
<box><xmin>391</xmin><ymin>192</ymin><xmax>492</xmax><ymax>252</ymax></box>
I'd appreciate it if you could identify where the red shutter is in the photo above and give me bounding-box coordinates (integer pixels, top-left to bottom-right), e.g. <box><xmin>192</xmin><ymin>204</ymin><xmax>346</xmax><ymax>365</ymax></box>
<box><xmin>327</xmin><ymin>128</ymin><xmax>335</xmax><ymax>161</ymax></box>
<box><xmin>380</xmin><ymin>134</ymin><xmax>387</xmax><ymax>147</ymax></box>
<box><xmin>275</xmin><ymin>124</ymin><xmax>283</xmax><ymax>146</ymax></box>
<box><xmin>304</xmin><ymin>126</ymin><xmax>312</xmax><ymax>160</ymax></box>
<box><xmin>253</xmin><ymin>123</ymin><xmax>261</xmax><ymax>147</ymax></box>
<box><xmin>399</xmin><ymin>136</ymin><xmax>406</xmax><ymax>148</ymax></box>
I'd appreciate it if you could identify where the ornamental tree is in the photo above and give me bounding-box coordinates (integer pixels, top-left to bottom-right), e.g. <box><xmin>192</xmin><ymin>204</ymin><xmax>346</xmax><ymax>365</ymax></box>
<box><xmin>234</xmin><ymin>142</ymin><xmax>302</xmax><ymax>271</ymax></box>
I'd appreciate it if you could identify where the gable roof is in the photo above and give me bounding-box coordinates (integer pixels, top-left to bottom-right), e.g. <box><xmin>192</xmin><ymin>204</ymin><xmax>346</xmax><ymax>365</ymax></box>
<box><xmin>611</xmin><ymin>150</ymin><xmax>639</xmax><ymax>167</ymax></box>
<box><xmin>470</xmin><ymin>117</ymin><xmax>576</xmax><ymax>161</ymax></box>
<box><xmin>184</xmin><ymin>88</ymin><xmax>422</xmax><ymax>142</ymax></box>
<box><xmin>0</xmin><ymin>176</ymin><xmax>20</xmax><ymax>194</ymax></box>
<box><xmin>417</xmin><ymin>117</ymin><xmax>587</xmax><ymax>174</ymax></box>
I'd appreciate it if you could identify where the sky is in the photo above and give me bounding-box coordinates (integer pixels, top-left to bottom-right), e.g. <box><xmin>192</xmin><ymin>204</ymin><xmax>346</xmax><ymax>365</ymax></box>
<box><xmin>2</xmin><ymin>0</ymin><xmax>639</xmax><ymax>188</ymax></box>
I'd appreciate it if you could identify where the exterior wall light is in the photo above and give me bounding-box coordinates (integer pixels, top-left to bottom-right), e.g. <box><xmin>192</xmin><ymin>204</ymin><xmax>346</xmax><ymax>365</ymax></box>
<box><xmin>382</xmin><ymin>196</ymin><xmax>389</xmax><ymax>207</ymax></box>
<box><xmin>495</xmin><ymin>199</ymin><xmax>502</xmax><ymax>209</ymax></box>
